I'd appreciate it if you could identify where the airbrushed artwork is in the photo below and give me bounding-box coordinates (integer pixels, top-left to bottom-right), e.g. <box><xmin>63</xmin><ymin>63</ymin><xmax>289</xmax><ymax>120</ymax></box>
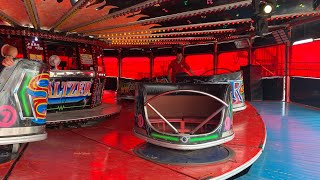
<box><xmin>47</xmin><ymin>80</ymin><xmax>93</xmax><ymax>104</ymax></box>
<box><xmin>47</xmin><ymin>70</ymin><xmax>96</xmax><ymax>112</ymax></box>
<box><xmin>0</xmin><ymin>59</ymin><xmax>49</xmax><ymax>144</ymax></box>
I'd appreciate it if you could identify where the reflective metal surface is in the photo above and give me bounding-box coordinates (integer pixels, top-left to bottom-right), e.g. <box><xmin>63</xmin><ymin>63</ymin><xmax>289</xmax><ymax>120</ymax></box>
<box><xmin>0</xmin><ymin>126</ymin><xmax>45</xmax><ymax>137</ymax></box>
<box><xmin>49</xmin><ymin>70</ymin><xmax>95</xmax><ymax>78</ymax></box>
<box><xmin>0</xmin><ymin>59</ymin><xmax>49</xmax><ymax>145</ymax></box>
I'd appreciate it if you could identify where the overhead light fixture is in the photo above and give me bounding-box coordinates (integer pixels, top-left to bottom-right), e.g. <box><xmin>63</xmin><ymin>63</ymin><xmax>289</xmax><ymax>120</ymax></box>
<box><xmin>70</xmin><ymin>0</ymin><xmax>79</xmax><ymax>6</ymax></box>
<box><xmin>263</xmin><ymin>4</ymin><xmax>273</xmax><ymax>14</ymax></box>
<box><xmin>252</xmin><ymin>0</ymin><xmax>276</xmax><ymax>36</ymax></box>
<box><xmin>252</xmin><ymin>0</ymin><xmax>276</xmax><ymax>17</ymax></box>
<box><xmin>293</xmin><ymin>38</ymin><xmax>314</xmax><ymax>45</ymax></box>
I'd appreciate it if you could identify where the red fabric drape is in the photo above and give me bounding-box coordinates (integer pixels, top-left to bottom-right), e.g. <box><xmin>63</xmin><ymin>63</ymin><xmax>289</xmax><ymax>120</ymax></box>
<box><xmin>218</xmin><ymin>51</ymin><xmax>248</xmax><ymax>74</ymax></box>
<box><xmin>121</xmin><ymin>57</ymin><xmax>150</xmax><ymax>79</ymax></box>
<box><xmin>103</xmin><ymin>57</ymin><xmax>118</xmax><ymax>77</ymax></box>
<box><xmin>185</xmin><ymin>54</ymin><xmax>214</xmax><ymax>76</ymax></box>
<box><xmin>290</xmin><ymin>40</ymin><xmax>320</xmax><ymax>78</ymax></box>
<box><xmin>153</xmin><ymin>56</ymin><xmax>175</xmax><ymax>77</ymax></box>
<box><xmin>252</xmin><ymin>45</ymin><xmax>285</xmax><ymax>77</ymax></box>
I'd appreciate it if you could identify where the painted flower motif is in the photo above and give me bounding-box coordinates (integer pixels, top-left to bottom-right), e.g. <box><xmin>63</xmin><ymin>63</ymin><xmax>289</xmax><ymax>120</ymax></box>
<box><xmin>224</xmin><ymin>116</ymin><xmax>231</xmax><ymax>131</ymax></box>
<box><xmin>137</xmin><ymin>114</ymin><xmax>144</xmax><ymax>128</ymax></box>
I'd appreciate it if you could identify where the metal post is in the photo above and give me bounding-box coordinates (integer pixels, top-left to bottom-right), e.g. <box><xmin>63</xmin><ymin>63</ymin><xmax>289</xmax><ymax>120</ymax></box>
<box><xmin>214</xmin><ymin>42</ymin><xmax>218</xmax><ymax>74</ymax></box>
<box><xmin>12</xmin><ymin>144</ymin><xmax>20</xmax><ymax>154</ymax></box>
<box><xmin>117</xmin><ymin>49</ymin><xmax>122</xmax><ymax>91</ymax></box>
<box><xmin>284</xmin><ymin>28</ymin><xmax>291</xmax><ymax>103</ymax></box>
<box><xmin>248</xmin><ymin>37</ymin><xmax>253</xmax><ymax>65</ymax></box>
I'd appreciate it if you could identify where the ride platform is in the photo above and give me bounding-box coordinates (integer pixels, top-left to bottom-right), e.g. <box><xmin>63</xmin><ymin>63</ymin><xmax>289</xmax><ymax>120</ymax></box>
<box><xmin>0</xmin><ymin>102</ymin><xmax>266</xmax><ymax>179</ymax></box>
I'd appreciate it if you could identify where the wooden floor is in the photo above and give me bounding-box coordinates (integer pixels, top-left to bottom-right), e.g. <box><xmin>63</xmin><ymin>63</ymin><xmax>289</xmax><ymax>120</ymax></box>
<box><xmin>239</xmin><ymin>102</ymin><xmax>320</xmax><ymax>180</ymax></box>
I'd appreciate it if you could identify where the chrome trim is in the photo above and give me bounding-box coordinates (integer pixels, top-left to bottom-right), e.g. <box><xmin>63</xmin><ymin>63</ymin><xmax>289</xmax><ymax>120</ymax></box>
<box><xmin>233</xmin><ymin>105</ymin><xmax>247</xmax><ymax>112</ymax></box>
<box><xmin>14</xmin><ymin>71</ymin><xmax>28</xmax><ymax>120</ymax></box>
<box><xmin>0</xmin><ymin>126</ymin><xmax>45</xmax><ymax>137</ymax></box>
<box><xmin>213</xmin><ymin>147</ymin><xmax>263</xmax><ymax>180</ymax></box>
<box><xmin>261</xmin><ymin>76</ymin><xmax>284</xmax><ymax>79</ymax></box>
<box><xmin>134</xmin><ymin>130</ymin><xmax>234</xmax><ymax>150</ymax></box>
<box><xmin>291</xmin><ymin>76</ymin><xmax>320</xmax><ymax>80</ymax></box>
<box><xmin>49</xmin><ymin>70</ymin><xmax>95</xmax><ymax>78</ymax></box>
<box><xmin>0</xmin><ymin>132</ymin><xmax>47</xmax><ymax>145</ymax></box>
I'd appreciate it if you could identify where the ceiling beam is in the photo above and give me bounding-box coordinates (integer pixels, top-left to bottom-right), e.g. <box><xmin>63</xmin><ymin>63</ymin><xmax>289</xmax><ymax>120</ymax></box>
<box><xmin>77</xmin><ymin>0</ymin><xmax>252</xmax><ymax>34</ymax></box>
<box><xmin>50</xmin><ymin>0</ymin><xmax>90</xmax><ymax>31</ymax></box>
<box><xmin>288</xmin><ymin>12</ymin><xmax>320</xmax><ymax>27</ymax></box>
<box><xmin>88</xmin><ymin>11</ymin><xmax>320</xmax><ymax>36</ymax></box>
<box><xmin>63</xmin><ymin>0</ymin><xmax>173</xmax><ymax>32</ymax></box>
<box><xmin>23</xmin><ymin>0</ymin><xmax>40</xmax><ymax>29</ymax></box>
<box><xmin>90</xmin><ymin>19</ymin><xmax>253</xmax><ymax>35</ymax></box>
<box><xmin>0</xmin><ymin>11</ymin><xmax>21</xmax><ymax>27</ymax></box>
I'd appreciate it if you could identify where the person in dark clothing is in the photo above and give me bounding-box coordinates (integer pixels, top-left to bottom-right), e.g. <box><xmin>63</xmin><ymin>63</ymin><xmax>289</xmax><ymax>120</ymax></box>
<box><xmin>0</xmin><ymin>38</ymin><xmax>18</xmax><ymax>68</ymax></box>
<box><xmin>167</xmin><ymin>52</ymin><xmax>195</xmax><ymax>83</ymax></box>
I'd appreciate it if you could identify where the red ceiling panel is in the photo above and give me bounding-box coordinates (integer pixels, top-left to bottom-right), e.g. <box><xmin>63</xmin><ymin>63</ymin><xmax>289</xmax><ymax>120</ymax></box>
<box><xmin>34</xmin><ymin>0</ymin><xmax>72</xmax><ymax>30</ymax></box>
<box><xmin>0</xmin><ymin>0</ymin><xmax>31</xmax><ymax>27</ymax></box>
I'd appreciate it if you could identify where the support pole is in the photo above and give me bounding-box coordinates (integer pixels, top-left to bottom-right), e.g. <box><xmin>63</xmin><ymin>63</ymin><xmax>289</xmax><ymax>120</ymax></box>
<box><xmin>248</xmin><ymin>37</ymin><xmax>253</xmax><ymax>66</ymax></box>
<box><xmin>214</xmin><ymin>42</ymin><xmax>218</xmax><ymax>74</ymax></box>
<box><xmin>117</xmin><ymin>49</ymin><xmax>122</xmax><ymax>91</ymax></box>
<box><xmin>284</xmin><ymin>28</ymin><xmax>291</xmax><ymax>103</ymax></box>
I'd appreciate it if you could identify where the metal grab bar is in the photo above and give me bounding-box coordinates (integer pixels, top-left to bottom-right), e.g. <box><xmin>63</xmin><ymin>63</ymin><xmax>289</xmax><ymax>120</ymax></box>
<box><xmin>144</xmin><ymin>89</ymin><xmax>229</xmax><ymax>135</ymax></box>
<box><xmin>145</xmin><ymin>89</ymin><xmax>229</xmax><ymax>107</ymax></box>
<box><xmin>147</xmin><ymin>103</ymin><xmax>179</xmax><ymax>134</ymax></box>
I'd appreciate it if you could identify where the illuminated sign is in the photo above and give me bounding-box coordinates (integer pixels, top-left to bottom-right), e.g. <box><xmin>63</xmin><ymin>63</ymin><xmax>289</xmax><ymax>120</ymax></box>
<box><xmin>80</xmin><ymin>54</ymin><xmax>93</xmax><ymax>65</ymax></box>
<box><xmin>120</xmin><ymin>82</ymin><xmax>135</xmax><ymax>94</ymax></box>
<box><xmin>48</xmin><ymin>81</ymin><xmax>92</xmax><ymax>104</ymax></box>
<box><xmin>29</xmin><ymin>54</ymin><xmax>43</xmax><ymax>61</ymax></box>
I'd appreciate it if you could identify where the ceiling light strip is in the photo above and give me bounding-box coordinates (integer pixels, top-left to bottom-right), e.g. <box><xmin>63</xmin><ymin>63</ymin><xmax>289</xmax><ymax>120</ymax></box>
<box><xmin>110</xmin><ymin>37</ymin><xmax>216</xmax><ymax>42</ymax></box>
<box><xmin>78</xmin><ymin>0</ymin><xmax>252</xmax><ymax>34</ymax></box>
<box><xmin>99</xmin><ymin>29</ymin><xmax>236</xmax><ymax>39</ymax></box>
<box><xmin>64</xmin><ymin>0</ymin><xmax>172</xmax><ymax>32</ymax></box>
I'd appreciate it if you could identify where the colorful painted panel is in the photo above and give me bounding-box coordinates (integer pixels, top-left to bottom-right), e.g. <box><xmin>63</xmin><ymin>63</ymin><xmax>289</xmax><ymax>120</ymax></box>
<box><xmin>0</xmin><ymin>59</ymin><xmax>48</xmax><ymax>144</ymax></box>
<box><xmin>118</xmin><ymin>78</ymin><xmax>136</xmax><ymax>100</ymax></box>
<box><xmin>0</xmin><ymin>59</ymin><xmax>49</xmax><ymax>128</ymax></box>
<box><xmin>47</xmin><ymin>80</ymin><xmax>93</xmax><ymax>111</ymax></box>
